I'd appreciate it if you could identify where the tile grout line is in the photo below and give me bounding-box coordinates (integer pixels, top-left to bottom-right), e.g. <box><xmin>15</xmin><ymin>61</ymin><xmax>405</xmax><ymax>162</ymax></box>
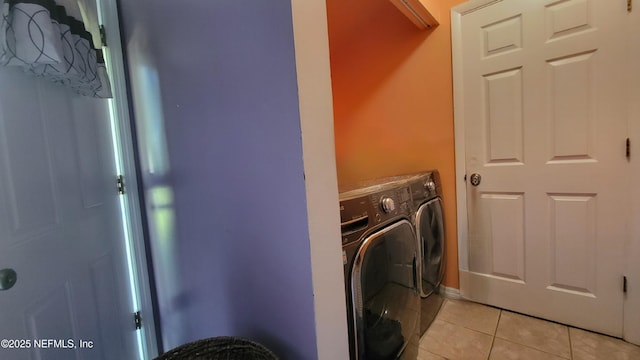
<box><xmin>493</xmin><ymin>335</ymin><xmax>574</xmax><ymax>360</ymax></box>
<box><xmin>492</xmin><ymin>311</ymin><xmax>573</xmax><ymax>360</ymax></box>
<box><xmin>486</xmin><ymin>309</ymin><xmax>502</xmax><ymax>360</ymax></box>
<box><xmin>568</xmin><ymin>326</ymin><xmax>573</xmax><ymax>360</ymax></box>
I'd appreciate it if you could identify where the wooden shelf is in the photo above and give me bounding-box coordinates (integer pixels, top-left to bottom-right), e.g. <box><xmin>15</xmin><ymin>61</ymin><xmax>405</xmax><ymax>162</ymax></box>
<box><xmin>389</xmin><ymin>0</ymin><xmax>440</xmax><ymax>29</ymax></box>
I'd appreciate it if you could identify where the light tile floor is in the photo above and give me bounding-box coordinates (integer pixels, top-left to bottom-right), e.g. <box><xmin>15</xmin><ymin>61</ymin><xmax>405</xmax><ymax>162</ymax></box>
<box><xmin>418</xmin><ymin>299</ymin><xmax>640</xmax><ymax>360</ymax></box>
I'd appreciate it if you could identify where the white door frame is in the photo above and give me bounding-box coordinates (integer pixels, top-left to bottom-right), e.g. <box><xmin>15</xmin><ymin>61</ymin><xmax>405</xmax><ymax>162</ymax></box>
<box><xmin>98</xmin><ymin>0</ymin><xmax>159</xmax><ymax>357</ymax></box>
<box><xmin>451</xmin><ymin>0</ymin><xmax>640</xmax><ymax>345</ymax></box>
<box><xmin>451</xmin><ymin>0</ymin><xmax>500</xmax><ymax>276</ymax></box>
<box><xmin>625</xmin><ymin>0</ymin><xmax>640</xmax><ymax>346</ymax></box>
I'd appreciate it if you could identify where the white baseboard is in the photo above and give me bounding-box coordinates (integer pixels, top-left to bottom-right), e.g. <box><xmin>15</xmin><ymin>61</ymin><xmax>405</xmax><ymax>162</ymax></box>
<box><xmin>439</xmin><ymin>285</ymin><xmax>461</xmax><ymax>300</ymax></box>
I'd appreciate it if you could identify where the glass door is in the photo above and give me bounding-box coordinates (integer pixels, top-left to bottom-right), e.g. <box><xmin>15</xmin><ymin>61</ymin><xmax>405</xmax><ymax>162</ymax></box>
<box><xmin>351</xmin><ymin>220</ymin><xmax>419</xmax><ymax>360</ymax></box>
<box><xmin>416</xmin><ymin>198</ymin><xmax>445</xmax><ymax>298</ymax></box>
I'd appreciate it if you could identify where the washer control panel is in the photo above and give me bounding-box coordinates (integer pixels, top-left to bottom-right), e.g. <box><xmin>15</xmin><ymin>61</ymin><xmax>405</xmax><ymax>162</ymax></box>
<box><xmin>339</xmin><ymin>185</ymin><xmax>411</xmax><ymax>245</ymax></box>
<box><xmin>374</xmin><ymin>186</ymin><xmax>410</xmax><ymax>218</ymax></box>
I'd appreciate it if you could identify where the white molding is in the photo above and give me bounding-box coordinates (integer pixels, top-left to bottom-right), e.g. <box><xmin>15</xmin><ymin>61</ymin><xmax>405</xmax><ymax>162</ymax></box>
<box><xmin>624</xmin><ymin>2</ymin><xmax>640</xmax><ymax>347</ymax></box>
<box><xmin>450</xmin><ymin>0</ymin><xmax>508</xmax><ymax>280</ymax></box>
<box><xmin>439</xmin><ymin>285</ymin><xmax>462</xmax><ymax>300</ymax></box>
<box><xmin>290</xmin><ymin>0</ymin><xmax>350</xmax><ymax>359</ymax></box>
<box><xmin>450</xmin><ymin>5</ymin><xmax>469</xmax><ymax>273</ymax></box>
<box><xmin>98</xmin><ymin>0</ymin><xmax>158</xmax><ymax>357</ymax></box>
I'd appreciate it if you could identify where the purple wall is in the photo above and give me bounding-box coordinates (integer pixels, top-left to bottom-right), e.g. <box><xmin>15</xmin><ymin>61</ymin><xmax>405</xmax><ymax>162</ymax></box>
<box><xmin>119</xmin><ymin>1</ymin><xmax>318</xmax><ymax>358</ymax></box>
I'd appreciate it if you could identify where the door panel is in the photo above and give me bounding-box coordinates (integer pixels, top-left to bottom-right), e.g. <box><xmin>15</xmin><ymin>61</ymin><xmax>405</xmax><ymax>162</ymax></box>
<box><xmin>474</xmin><ymin>192</ymin><xmax>525</xmax><ymax>281</ymax></box>
<box><xmin>0</xmin><ymin>75</ymin><xmax>60</xmax><ymax>242</ymax></box>
<box><xmin>460</xmin><ymin>0</ymin><xmax>627</xmax><ymax>336</ymax></box>
<box><xmin>484</xmin><ymin>68</ymin><xmax>524</xmax><ymax>165</ymax></box>
<box><xmin>90</xmin><ymin>253</ymin><xmax>129</xmax><ymax>360</ymax></box>
<box><xmin>548</xmin><ymin>194</ymin><xmax>597</xmax><ymax>295</ymax></box>
<box><xmin>547</xmin><ymin>51</ymin><xmax>596</xmax><ymax>160</ymax></box>
<box><xmin>72</xmin><ymin>97</ymin><xmax>109</xmax><ymax>209</ymax></box>
<box><xmin>0</xmin><ymin>65</ymin><xmax>137</xmax><ymax>359</ymax></box>
<box><xmin>26</xmin><ymin>285</ymin><xmax>78</xmax><ymax>360</ymax></box>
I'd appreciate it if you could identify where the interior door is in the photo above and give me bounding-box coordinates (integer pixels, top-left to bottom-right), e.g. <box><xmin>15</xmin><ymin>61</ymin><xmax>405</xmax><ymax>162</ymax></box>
<box><xmin>0</xmin><ymin>64</ymin><xmax>138</xmax><ymax>359</ymax></box>
<box><xmin>458</xmin><ymin>0</ymin><xmax>628</xmax><ymax>336</ymax></box>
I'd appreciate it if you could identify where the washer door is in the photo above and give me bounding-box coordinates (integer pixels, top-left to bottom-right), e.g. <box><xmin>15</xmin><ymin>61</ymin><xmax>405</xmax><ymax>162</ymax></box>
<box><xmin>351</xmin><ymin>220</ymin><xmax>419</xmax><ymax>360</ymax></box>
<box><xmin>416</xmin><ymin>198</ymin><xmax>445</xmax><ymax>298</ymax></box>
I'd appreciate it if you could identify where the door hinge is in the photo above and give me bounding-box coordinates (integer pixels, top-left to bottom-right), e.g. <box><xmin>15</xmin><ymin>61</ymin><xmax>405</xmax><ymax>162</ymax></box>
<box><xmin>623</xmin><ymin>275</ymin><xmax>628</xmax><ymax>293</ymax></box>
<box><xmin>116</xmin><ymin>175</ymin><xmax>125</xmax><ymax>195</ymax></box>
<box><xmin>626</xmin><ymin>138</ymin><xmax>631</xmax><ymax>159</ymax></box>
<box><xmin>134</xmin><ymin>311</ymin><xmax>142</xmax><ymax>330</ymax></box>
<box><xmin>99</xmin><ymin>25</ymin><xmax>107</xmax><ymax>47</ymax></box>
<box><xmin>629</xmin><ymin>0</ymin><xmax>633</xmax><ymax>12</ymax></box>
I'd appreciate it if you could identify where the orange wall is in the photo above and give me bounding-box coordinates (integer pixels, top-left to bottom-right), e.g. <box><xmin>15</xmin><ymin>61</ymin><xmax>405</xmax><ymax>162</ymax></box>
<box><xmin>327</xmin><ymin>0</ymin><xmax>465</xmax><ymax>288</ymax></box>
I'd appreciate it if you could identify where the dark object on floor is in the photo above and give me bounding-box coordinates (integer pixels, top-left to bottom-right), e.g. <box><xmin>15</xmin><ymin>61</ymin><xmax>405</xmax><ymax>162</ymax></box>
<box><xmin>155</xmin><ymin>336</ymin><xmax>278</xmax><ymax>360</ymax></box>
<box><xmin>364</xmin><ymin>310</ymin><xmax>405</xmax><ymax>359</ymax></box>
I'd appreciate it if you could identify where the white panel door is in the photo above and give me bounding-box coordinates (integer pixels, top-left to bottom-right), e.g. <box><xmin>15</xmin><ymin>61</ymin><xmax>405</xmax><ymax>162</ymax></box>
<box><xmin>0</xmin><ymin>66</ymin><xmax>138</xmax><ymax>359</ymax></box>
<box><xmin>458</xmin><ymin>0</ymin><xmax>628</xmax><ymax>336</ymax></box>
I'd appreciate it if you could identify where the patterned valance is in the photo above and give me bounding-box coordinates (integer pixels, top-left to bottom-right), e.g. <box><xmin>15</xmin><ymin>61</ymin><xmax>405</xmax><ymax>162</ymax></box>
<box><xmin>0</xmin><ymin>0</ymin><xmax>111</xmax><ymax>98</ymax></box>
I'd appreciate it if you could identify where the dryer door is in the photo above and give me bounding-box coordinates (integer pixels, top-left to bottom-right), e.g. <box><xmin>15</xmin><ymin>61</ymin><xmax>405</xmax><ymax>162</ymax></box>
<box><xmin>416</xmin><ymin>198</ymin><xmax>445</xmax><ymax>298</ymax></box>
<box><xmin>351</xmin><ymin>219</ymin><xmax>419</xmax><ymax>360</ymax></box>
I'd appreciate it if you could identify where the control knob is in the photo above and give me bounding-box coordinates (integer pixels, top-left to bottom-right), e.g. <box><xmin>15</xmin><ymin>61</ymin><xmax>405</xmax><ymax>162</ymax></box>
<box><xmin>425</xmin><ymin>180</ymin><xmax>436</xmax><ymax>192</ymax></box>
<box><xmin>380</xmin><ymin>197</ymin><xmax>396</xmax><ymax>213</ymax></box>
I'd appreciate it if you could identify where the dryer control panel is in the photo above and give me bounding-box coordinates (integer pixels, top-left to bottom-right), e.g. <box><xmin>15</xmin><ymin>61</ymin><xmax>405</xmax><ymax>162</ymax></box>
<box><xmin>409</xmin><ymin>171</ymin><xmax>442</xmax><ymax>205</ymax></box>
